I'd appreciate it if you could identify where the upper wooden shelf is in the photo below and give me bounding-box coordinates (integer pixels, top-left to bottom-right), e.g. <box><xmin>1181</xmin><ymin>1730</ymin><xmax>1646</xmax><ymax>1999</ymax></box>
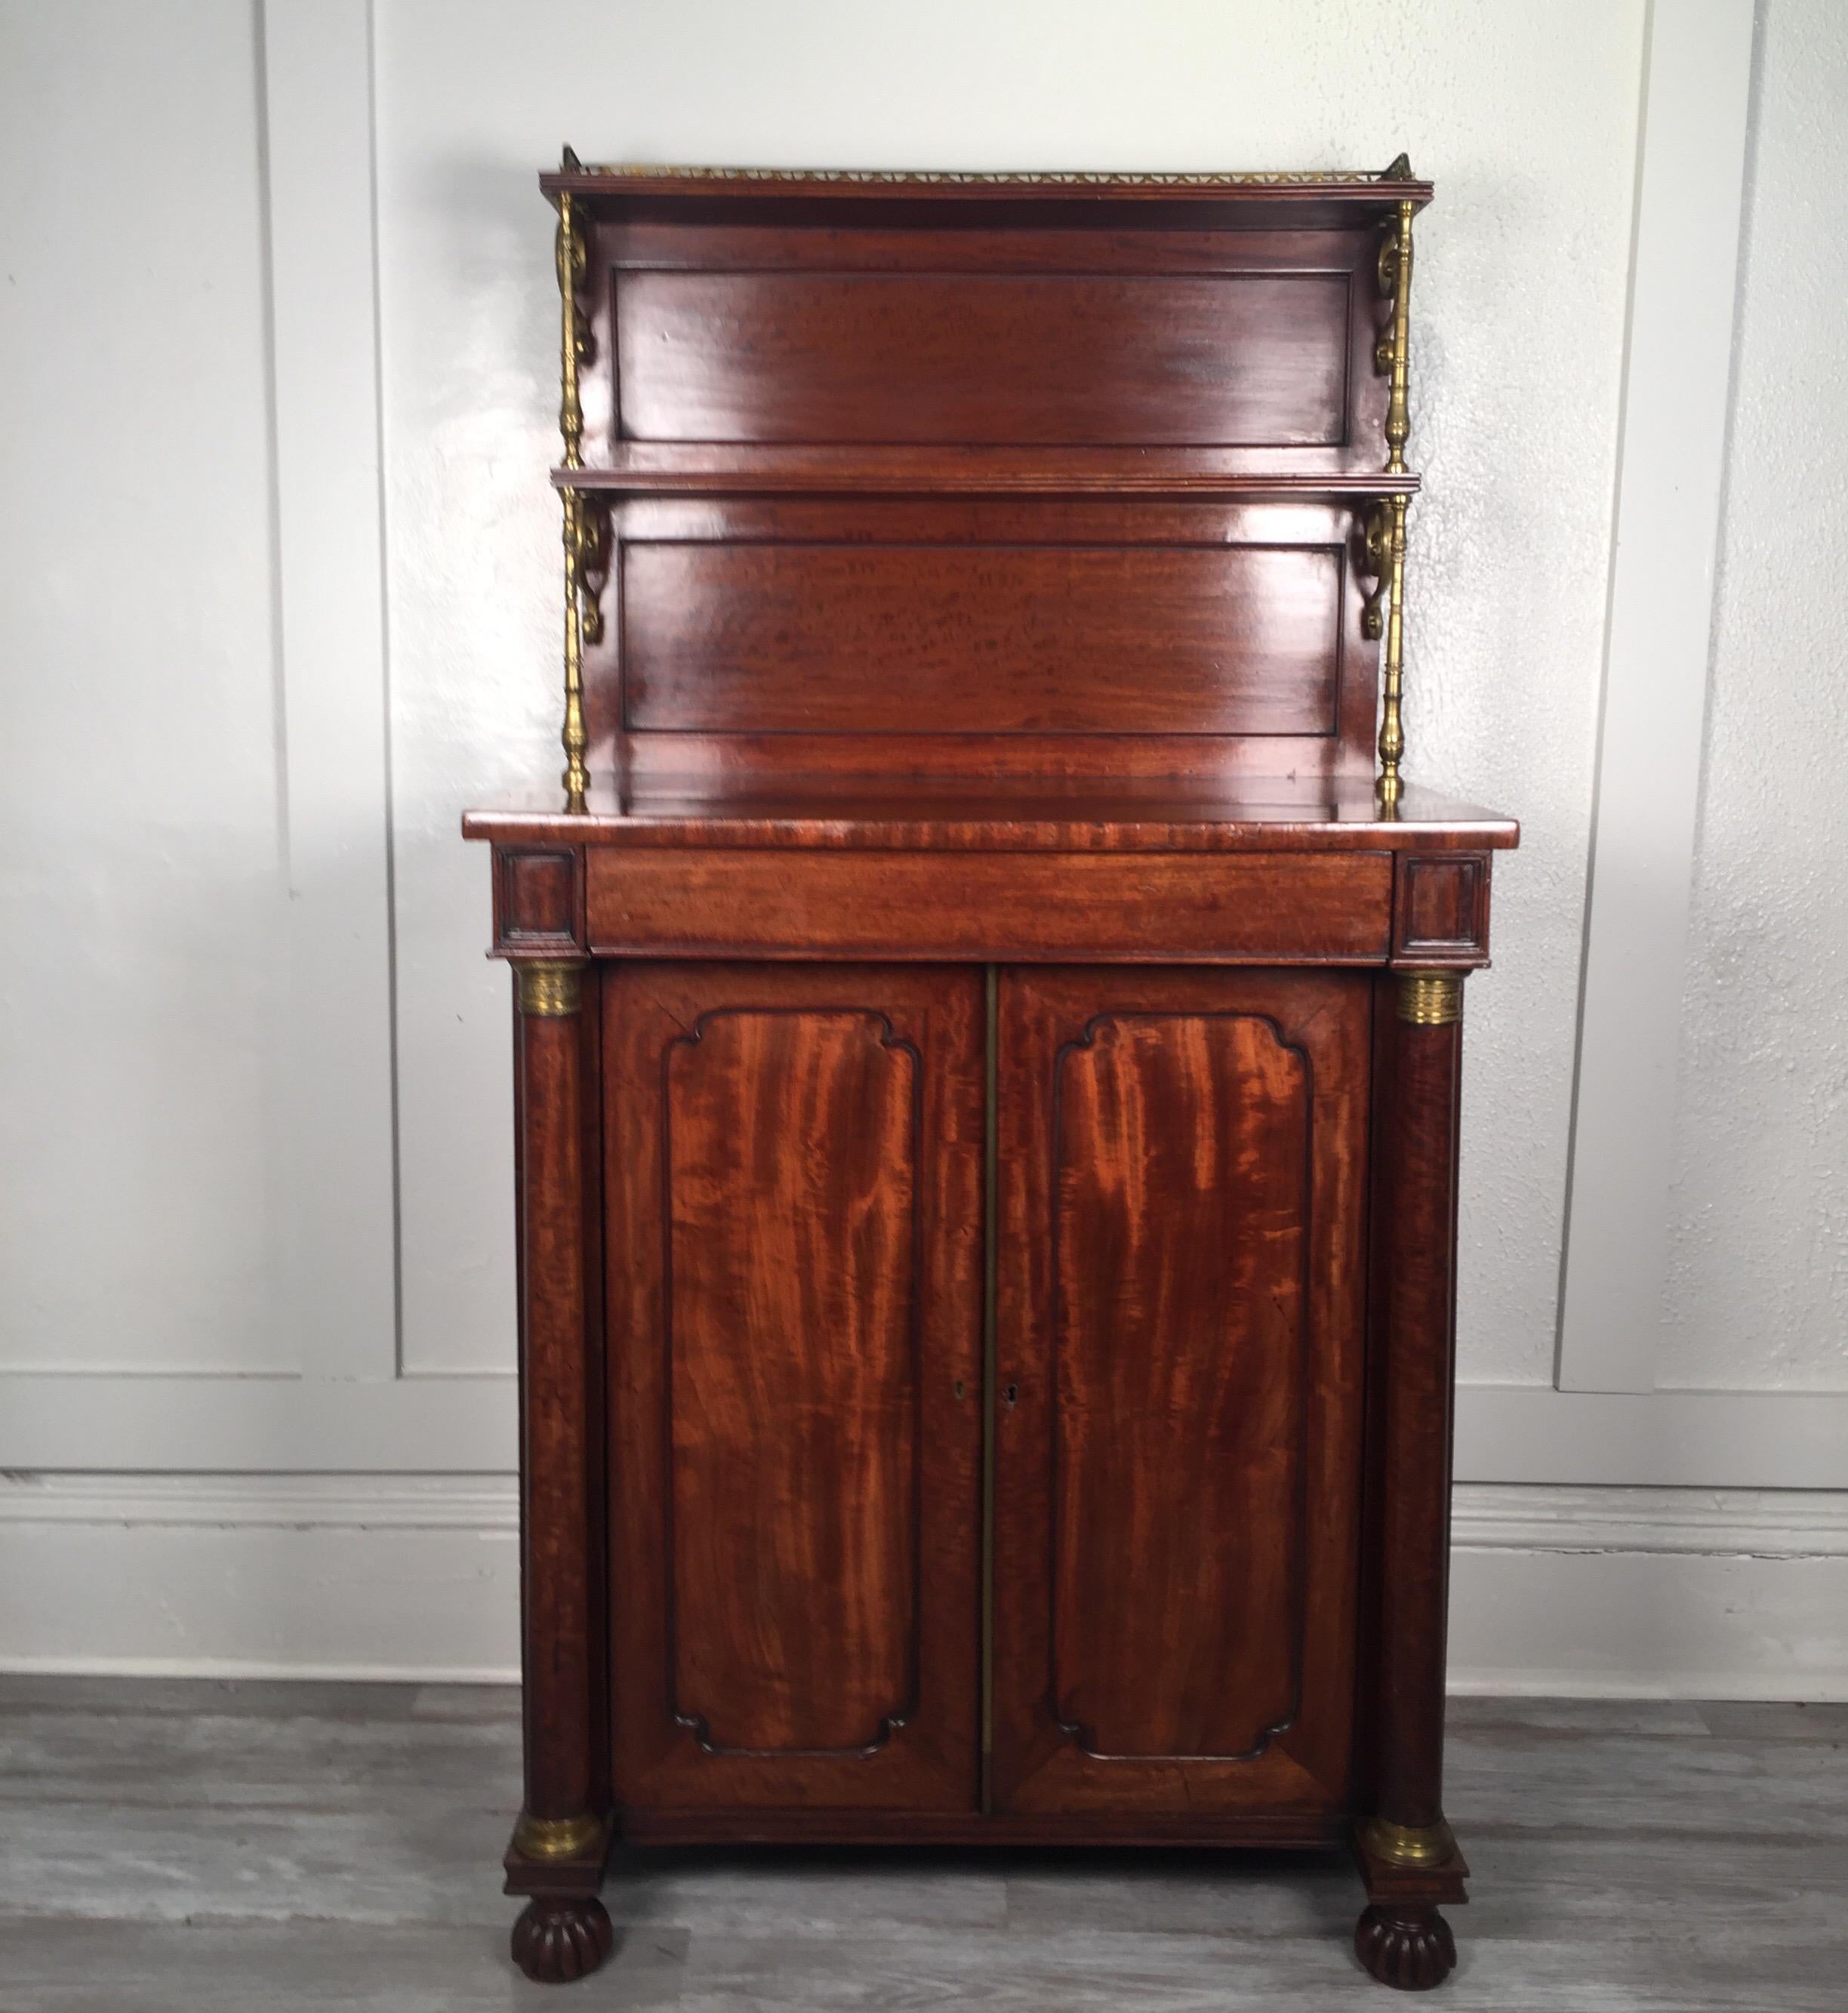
<box><xmin>551</xmin><ymin>449</ymin><xmax>1419</xmax><ymax>501</ymax></box>
<box><xmin>539</xmin><ymin>162</ymin><xmax>1434</xmax><ymax>230</ymax></box>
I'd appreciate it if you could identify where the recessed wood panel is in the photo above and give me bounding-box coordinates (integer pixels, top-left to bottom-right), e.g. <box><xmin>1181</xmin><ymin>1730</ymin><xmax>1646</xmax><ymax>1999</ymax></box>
<box><xmin>623</xmin><ymin>543</ymin><xmax>1341</xmax><ymax>738</ymax></box>
<box><xmin>1394</xmin><ymin>852</ymin><xmax>1491</xmax><ymax>965</ymax></box>
<box><xmin>992</xmin><ymin>966</ymin><xmax>1369</xmax><ymax>1816</ymax></box>
<box><xmin>1051</xmin><ymin>1013</ymin><xmax>1309</xmax><ymax>1759</ymax></box>
<box><xmin>603</xmin><ymin>962</ymin><xmax>984</xmax><ymax>1812</ymax></box>
<box><xmin>616</xmin><ymin>270</ymin><xmax>1350</xmax><ymax>446</ymax></box>
<box><xmin>665</xmin><ymin>1009</ymin><xmax>919</xmax><ymax>1754</ymax></box>
<box><xmin>494</xmin><ymin>846</ymin><xmax>579</xmax><ymax>951</ymax></box>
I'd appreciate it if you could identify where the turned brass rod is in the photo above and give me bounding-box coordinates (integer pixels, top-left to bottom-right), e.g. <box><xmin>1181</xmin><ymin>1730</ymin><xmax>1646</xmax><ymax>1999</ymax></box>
<box><xmin>554</xmin><ymin>167</ymin><xmax>590</xmax><ymax>811</ymax></box>
<box><xmin>1385</xmin><ymin>197</ymin><xmax>1414</xmax><ymax>476</ymax></box>
<box><xmin>1377</xmin><ymin>493</ymin><xmax>1409</xmax><ymax>809</ymax></box>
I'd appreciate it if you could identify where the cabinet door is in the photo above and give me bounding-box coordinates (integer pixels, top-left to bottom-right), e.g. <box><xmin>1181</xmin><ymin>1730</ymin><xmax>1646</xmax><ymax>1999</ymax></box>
<box><xmin>992</xmin><ymin>967</ymin><xmax>1369</xmax><ymax>1818</ymax></box>
<box><xmin>603</xmin><ymin>963</ymin><xmax>984</xmax><ymax>1812</ymax></box>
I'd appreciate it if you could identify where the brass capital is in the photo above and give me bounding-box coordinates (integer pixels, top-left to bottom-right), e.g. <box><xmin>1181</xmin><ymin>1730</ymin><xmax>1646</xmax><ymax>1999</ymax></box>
<box><xmin>1363</xmin><ymin>1815</ymin><xmax>1456</xmax><ymax>1869</ymax></box>
<box><xmin>515</xmin><ymin>960</ymin><xmax>584</xmax><ymax>1018</ymax></box>
<box><xmin>512</xmin><ymin>1810</ymin><xmax>602</xmax><ymax>1861</ymax></box>
<box><xmin>1397</xmin><ymin>969</ymin><xmax>1463</xmax><ymax>1026</ymax></box>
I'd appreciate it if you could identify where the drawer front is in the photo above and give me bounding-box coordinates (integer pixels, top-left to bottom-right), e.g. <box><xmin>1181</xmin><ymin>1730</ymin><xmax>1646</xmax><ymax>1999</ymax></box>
<box><xmin>586</xmin><ymin>849</ymin><xmax>1391</xmax><ymax>962</ymax></box>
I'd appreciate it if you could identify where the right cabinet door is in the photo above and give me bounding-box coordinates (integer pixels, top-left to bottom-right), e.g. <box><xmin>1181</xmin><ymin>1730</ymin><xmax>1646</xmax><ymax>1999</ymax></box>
<box><xmin>991</xmin><ymin>966</ymin><xmax>1370</xmax><ymax>1820</ymax></box>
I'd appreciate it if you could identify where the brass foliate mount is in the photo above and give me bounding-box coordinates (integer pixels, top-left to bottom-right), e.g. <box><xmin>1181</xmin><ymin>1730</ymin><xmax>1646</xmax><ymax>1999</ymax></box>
<box><xmin>1363</xmin><ymin>1814</ymin><xmax>1458</xmax><ymax>1869</ymax></box>
<box><xmin>511</xmin><ymin>1809</ymin><xmax>602</xmax><ymax>1861</ymax></box>
<box><xmin>1397</xmin><ymin>971</ymin><xmax>1465</xmax><ymax>1028</ymax></box>
<box><xmin>553</xmin><ymin>146</ymin><xmax>594</xmax><ymax>811</ymax></box>
<box><xmin>515</xmin><ymin>960</ymin><xmax>586</xmax><ymax>1019</ymax></box>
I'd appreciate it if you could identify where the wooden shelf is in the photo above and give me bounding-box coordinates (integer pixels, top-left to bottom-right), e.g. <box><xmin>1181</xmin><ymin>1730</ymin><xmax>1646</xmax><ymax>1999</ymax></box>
<box><xmin>540</xmin><ymin>165</ymin><xmax>1434</xmax><ymax>232</ymax></box>
<box><xmin>463</xmin><ymin>773</ymin><xmax>1517</xmax><ymax>854</ymax></box>
<box><xmin>552</xmin><ymin>449</ymin><xmax>1419</xmax><ymax>501</ymax></box>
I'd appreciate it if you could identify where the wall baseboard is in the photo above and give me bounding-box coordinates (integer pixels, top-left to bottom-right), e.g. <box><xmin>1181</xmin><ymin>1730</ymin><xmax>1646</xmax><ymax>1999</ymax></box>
<box><xmin>3</xmin><ymin>1473</ymin><xmax>1845</xmax><ymax>1697</ymax></box>
<box><xmin>0</xmin><ymin>1472</ymin><xmax>519</xmax><ymax>1683</ymax></box>
<box><xmin>1447</xmin><ymin>1484</ymin><xmax>1848</xmax><ymax>1700</ymax></box>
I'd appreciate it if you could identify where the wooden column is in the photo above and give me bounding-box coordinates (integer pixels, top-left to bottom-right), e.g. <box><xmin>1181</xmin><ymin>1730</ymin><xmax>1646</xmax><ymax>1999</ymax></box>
<box><xmin>504</xmin><ymin>957</ymin><xmax>613</xmax><ymax>1985</ymax></box>
<box><xmin>1354</xmin><ymin>966</ymin><xmax>1469</xmax><ymax>1991</ymax></box>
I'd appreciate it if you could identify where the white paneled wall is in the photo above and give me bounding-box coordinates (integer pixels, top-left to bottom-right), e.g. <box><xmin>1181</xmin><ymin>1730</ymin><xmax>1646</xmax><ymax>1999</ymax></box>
<box><xmin>1</xmin><ymin>0</ymin><xmax>1843</xmax><ymax>1694</ymax></box>
<box><xmin>1662</xmin><ymin>0</ymin><xmax>1848</xmax><ymax>1395</ymax></box>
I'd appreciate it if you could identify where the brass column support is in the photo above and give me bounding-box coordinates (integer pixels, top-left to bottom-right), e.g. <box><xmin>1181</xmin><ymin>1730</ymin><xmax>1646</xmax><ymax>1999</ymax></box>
<box><xmin>1376</xmin><ymin>493</ymin><xmax>1409</xmax><ymax>812</ymax></box>
<box><xmin>1354</xmin><ymin>959</ymin><xmax>1468</xmax><ymax>1987</ymax></box>
<box><xmin>1370</xmin><ymin>176</ymin><xmax>1416</xmax><ymax>810</ymax></box>
<box><xmin>1378</xmin><ymin>196</ymin><xmax>1415</xmax><ymax>475</ymax></box>
<box><xmin>553</xmin><ymin>147</ymin><xmax>592</xmax><ymax>812</ymax></box>
<box><xmin>509</xmin><ymin>953</ymin><xmax>599</xmax><ymax>1850</ymax></box>
<box><xmin>1375</xmin><ymin>966</ymin><xmax>1467</xmax><ymax>1813</ymax></box>
<box><xmin>559</xmin><ymin>487</ymin><xmax>592</xmax><ymax>813</ymax></box>
<box><xmin>506</xmin><ymin>948</ymin><xmax>611</xmax><ymax>1984</ymax></box>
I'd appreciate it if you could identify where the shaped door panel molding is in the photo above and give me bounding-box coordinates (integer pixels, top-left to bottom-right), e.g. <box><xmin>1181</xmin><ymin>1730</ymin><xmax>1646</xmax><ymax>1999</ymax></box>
<box><xmin>603</xmin><ymin>963</ymin><xmax>984</xmax><ymax>1811</ymax></box>
<box><xmin>991</xmin><ymin>966</ymin><xmax>1369</xmax><ymax>1815</ymax></box>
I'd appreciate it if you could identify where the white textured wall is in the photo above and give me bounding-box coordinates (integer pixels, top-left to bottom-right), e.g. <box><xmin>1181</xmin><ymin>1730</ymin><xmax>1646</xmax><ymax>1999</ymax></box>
<box><xmin>1</xmin><ymin>0</ymin><xmax>1843</xmax><ymax>1691</ymax></box>
<box><xmin>0</xmin><ymin>0</ymin><xmax>284</xmax><ymax>1373</ymax></box>
<box><xmin>1662</xmin><ymin>0</ymin><xmax>1848</xmax><ymax>1392</ymax></box>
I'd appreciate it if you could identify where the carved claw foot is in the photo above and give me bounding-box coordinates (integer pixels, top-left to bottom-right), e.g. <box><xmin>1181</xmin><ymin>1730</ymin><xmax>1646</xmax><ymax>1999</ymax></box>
<box><xmin>510</xmin><ymin>1894</ymin><xmax>614</xmax><ymax>1984</ymax></box>
<box><xmin>1355</xmin><ymin>1904</ymin><xmax>1457</xmax><ymax>1990</ymax></box>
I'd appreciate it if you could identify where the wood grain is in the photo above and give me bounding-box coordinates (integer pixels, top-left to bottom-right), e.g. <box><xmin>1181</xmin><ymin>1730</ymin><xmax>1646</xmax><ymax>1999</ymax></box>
<box><xmin>510</xmin><ymin>971</ymin><xmax>602</xmax><ymax>1836</ymax></box>
<box><xmin>991</xmin><ymin>967</ymin><xmax>1369</xmax><ymax>1817</ymax></box>
<box><xmin>464</xmin><ymin>775</ymin><xmax>1520</xmax><ymax>855</ymax></box>
<box><xmin>602</xmin><ymin>963</ymin><xmax>984</xmax><ymax>1814</ymax></box>
<box><xmin>664</xmin><ymin>1009</ymin><xmax>919</xmax><ymax>1756</ymax></box>
<box><xmin>1362</xmin><ymin>982</ymin><xmax>1465</xmax><ymax>1845</ymax></box>
<box><xmin>624</xmin><ymin>542</ymin><xmax>1341</xmax><ymax>738</ymax></box>
<box><xmin>615</xmin><ymin>270</ymin><xmax>1350</xmax><ymax>447</ymax></box>
<box><xmin>587</xmin><ymin>493</ymin><xmax>1378</xmax><ymax>785</ymax></box>
<box><xmin>1049</xmin><ymin>1012</ymin><xmax>1311</xmax><ymax>1762</ymax></box>
<box><xmin>585</xmin><ymin>850</ymin><xmax>1393</xmax><ymax>963</ymax></box>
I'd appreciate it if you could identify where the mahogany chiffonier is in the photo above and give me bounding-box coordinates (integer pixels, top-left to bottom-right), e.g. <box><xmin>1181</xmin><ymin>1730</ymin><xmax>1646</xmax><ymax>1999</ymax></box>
<box><xmin>464</xmin><ymin>153</ymin><xmax>1517</xmax><ymax>1991</ymax></box>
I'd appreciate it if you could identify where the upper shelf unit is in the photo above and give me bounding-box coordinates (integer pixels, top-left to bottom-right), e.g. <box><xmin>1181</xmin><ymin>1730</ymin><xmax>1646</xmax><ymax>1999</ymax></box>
<box><xmin>544</xmin><ymin>159</ymin><xmax>1427</xmax><ymax>496</ymax></box>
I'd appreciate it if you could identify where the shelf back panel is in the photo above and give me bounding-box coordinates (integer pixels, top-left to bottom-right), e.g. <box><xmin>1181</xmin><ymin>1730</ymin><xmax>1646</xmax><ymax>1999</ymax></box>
<box><xmin>561</xmin><ymin>182</ymin><xmax>1399</xmax><ymax>783</ymax></box>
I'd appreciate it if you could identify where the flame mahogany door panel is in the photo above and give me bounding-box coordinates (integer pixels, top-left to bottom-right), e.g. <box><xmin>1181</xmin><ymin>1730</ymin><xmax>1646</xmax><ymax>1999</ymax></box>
<box><xmin>991</xmin><ymin>966</ymin><xmax>1370</xmax><ymax>1816</ymax></box>
<box><xmin>602</xmin><ymin>961</ymin><xmax>984</xmax><ymax>1812</ymax></box>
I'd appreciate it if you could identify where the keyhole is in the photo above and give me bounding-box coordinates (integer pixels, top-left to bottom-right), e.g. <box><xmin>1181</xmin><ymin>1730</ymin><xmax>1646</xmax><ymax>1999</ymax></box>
<box><xmin>1003</xmin><ymin>1383</ymin><xmax>1019</xmax><ymax>1407</ymax></box>
<box><xmin>953</xmin><ymin>1379</ymin><xmax>966</xmax><ymax>1401</ymax></box>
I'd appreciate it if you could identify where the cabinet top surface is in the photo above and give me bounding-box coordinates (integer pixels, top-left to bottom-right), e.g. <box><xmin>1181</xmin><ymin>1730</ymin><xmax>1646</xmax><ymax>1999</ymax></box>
<box><xmin>462</xmin><ymin>774</ymin><xmax>1517</xmax><ymax>853</ymax></box>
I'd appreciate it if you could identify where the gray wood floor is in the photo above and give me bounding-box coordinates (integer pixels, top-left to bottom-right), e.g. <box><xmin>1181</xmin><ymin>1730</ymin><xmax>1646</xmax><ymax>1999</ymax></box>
<box><xmin>0</xmin><ymin>1679</ymin><xmax>1842</xmax><ymax>2011</ymax></box>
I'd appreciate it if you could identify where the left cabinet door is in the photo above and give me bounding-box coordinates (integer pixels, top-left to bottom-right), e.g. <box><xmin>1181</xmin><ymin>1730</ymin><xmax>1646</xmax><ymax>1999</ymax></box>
<box><xmin>602</xmin><ymin>961</ymin><xmax>985</xmax><ymax>1813</ymax></box>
